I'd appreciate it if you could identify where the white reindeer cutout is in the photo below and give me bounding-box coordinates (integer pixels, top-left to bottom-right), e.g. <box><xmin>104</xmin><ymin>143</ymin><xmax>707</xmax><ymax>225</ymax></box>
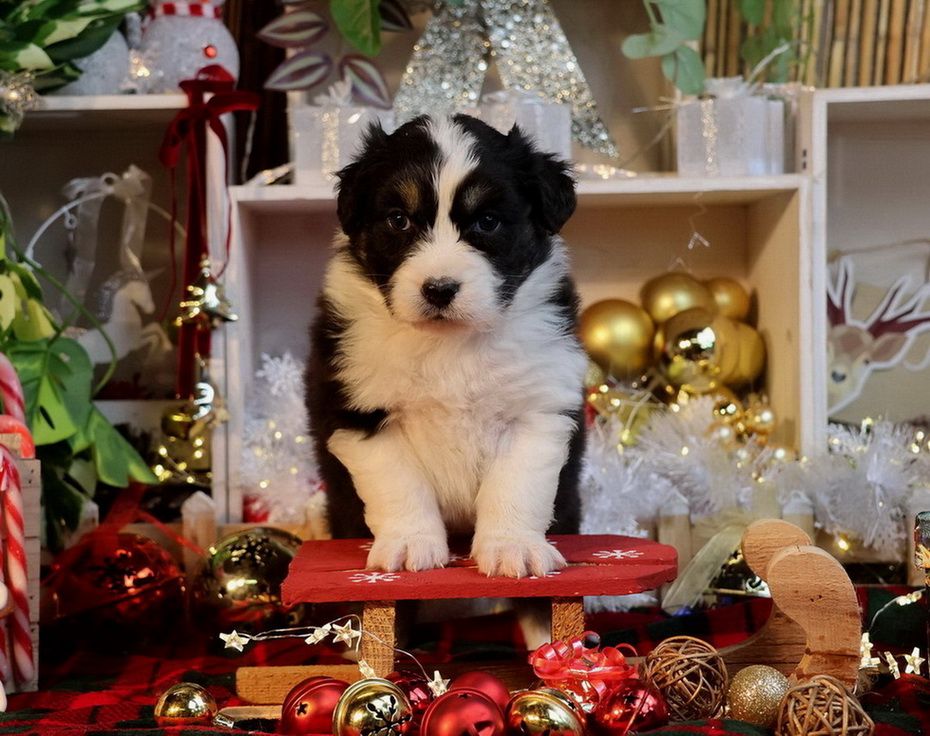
<box><xmin>76</xmin><ymin>269</ymin><xmax>172</xmax><ymax>366</ymax></box>
<box><xmin>827</xmin><ymin>258</ymin><xmax>930</xmax><ymax>414</ymax></box>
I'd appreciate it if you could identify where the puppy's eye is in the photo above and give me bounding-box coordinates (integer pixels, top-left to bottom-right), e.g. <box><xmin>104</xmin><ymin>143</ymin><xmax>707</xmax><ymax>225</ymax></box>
<box><xmin>475</xmin><ymin>213</ymin><xmax>500</xmax><ymax>233</ymax></box>
<box><xmin>386</xmin><ymin>211</ymin><xmax>411</xmax><ymax>232</ymax></box>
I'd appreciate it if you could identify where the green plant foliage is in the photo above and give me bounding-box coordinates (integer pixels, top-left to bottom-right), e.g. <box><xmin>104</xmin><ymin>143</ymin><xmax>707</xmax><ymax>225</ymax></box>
<box><xmin>0</xmin><ymin>198</ymin><xmax>155</xmax><ymax>550</ymax></box>
<box><xmin>0</xmin><ymin>0</ymin><xmax>143</xmax><ymax>92</ymax></box>
<box><xmin>739</xmin><ymin>0</ymin><xmax>800</xmax><ymax>83</ymax></box>
<box><xmin>623</xmin><ymin>0</ymin><xmax>707</xmax><ymax>94</ymax></box>
<box><xmin>331</xmin><ymin>0</ymin><xmax>382</xmax><ymax>57</ymax></box>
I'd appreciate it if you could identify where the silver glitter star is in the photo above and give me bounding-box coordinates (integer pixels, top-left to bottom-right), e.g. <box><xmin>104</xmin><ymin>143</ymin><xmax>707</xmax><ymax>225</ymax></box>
<box><xmin>332</xmin><ymin>621</ymin><xmax>361</xmax><ymax>646</ymax></box>
<box><xmin>904</xmin><ymin>647</ymin><xmax>925</xmax><ymax>676</ymax></box>
<box><xmin>427</xmin><ymin>670</ymin><xmax>450</xmax><ymax>697</ymax></box>
<box><xmin>220</xmin><ymin>630</ymin><xmax>249</xmax><ymax>652</ymax></box>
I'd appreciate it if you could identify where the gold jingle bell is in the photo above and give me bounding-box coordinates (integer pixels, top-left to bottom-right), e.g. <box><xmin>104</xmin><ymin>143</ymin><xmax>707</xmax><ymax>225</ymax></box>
<box><xmin>332</xmin><ymin>678</ymin><xmax>414</xmax><ymax>736</ymax></box>
<box><xmin>641</xmin><ymin>272</ymin><xmax>716</xmax><ymax>324</ymax></box>
<box><xmin>704</xmin><ymin>277</ymin><xmax>751</xmax><ymax>321</ymax></box>
<box><xmin>658</xmin><ymin>307</ymin><xmax>725</xmax><ymax>394</ymax></box>
<box><xmin>154</xmin><ymin>682</ymin><xmax>218</xmax><ymax>725</ymax></box>
<box><xmin>579</xmin><ymin>300</ymin><xmax>656</xmax><ymax>378</ymax></box>
<box><xmin>506</xmin><ymin>688</ymin><xmax>586</xmax><ymax>736</ymax></box>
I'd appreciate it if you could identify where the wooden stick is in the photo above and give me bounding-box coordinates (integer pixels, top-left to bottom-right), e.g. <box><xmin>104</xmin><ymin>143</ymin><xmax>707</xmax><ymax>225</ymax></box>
<box><xmin>550</xmin><ymin>598</ymin><xmax>584</xmax><ymax>643</ymax></box>
<box><xmin>361</xmin><ymin>601</ymin><xmax>396</xmax><ymax>678</ymax></box>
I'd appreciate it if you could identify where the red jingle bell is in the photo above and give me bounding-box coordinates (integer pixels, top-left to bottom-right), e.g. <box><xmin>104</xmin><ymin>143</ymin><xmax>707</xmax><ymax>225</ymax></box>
<box><xmin>420</xmin><ymin>688</ymin><xmax>505</xmax><ymax>736</ymax></box>
<box><xmin>278</xmin><ymin>676</ymin><xmax>350</xmax><ymax>734</ymax></box>
<box><xmin>449</xmin><ymin>672</ymin><xmax>510</xmax><ymax>712</ymax></box>
<box><xmin>592</xmin><ymin>679</ymin><xmax>668</xmax><ymax>736</ymax></box>
<box><xmin>388</xmin><ymin>672</ymin><xmax>434</xmax><ymax>716</ymax></box>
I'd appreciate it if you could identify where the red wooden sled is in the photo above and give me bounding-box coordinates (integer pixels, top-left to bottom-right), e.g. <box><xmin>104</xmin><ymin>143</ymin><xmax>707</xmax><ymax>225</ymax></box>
<box><xmin>236</xmin><ymin>534</ymin><xmax>677</xmax><ymax>703</ymax></box>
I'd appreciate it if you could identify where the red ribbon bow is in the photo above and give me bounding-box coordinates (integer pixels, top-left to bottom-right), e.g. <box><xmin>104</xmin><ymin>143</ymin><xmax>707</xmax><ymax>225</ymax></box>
<box><xmin>158</xmin><ymin>65</ymin><xmax>259</xmax><ymax>399</ymax></box>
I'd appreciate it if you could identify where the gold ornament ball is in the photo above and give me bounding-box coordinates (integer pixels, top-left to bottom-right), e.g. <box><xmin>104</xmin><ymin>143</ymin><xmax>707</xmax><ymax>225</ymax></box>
<box><xmin>506</xmin><ymin>688</ymin><xmax>586</xmax><ymax>736</ymax></box>
<box><xmin>154</xmin><ymin>682</ymin><xmax>218</xmax><ymax>725</ymax></box>
<box><xmin>641</xmin><ymin>272</ymin><xmax>717</xmax><ymax>324</ymax></box>
<box><xmin>333</xmin><ymin>678</ymin><xmax>414</xmax><ymax>736</ymax></box>
<box><xmin>642</xmin><ymin>636</ymin><xmax>728</xmax><ymax>721</ymax></box>
<box><xmin>726</xmin><ymin>665</ymin><xmax>789</xmax><ymax>729</ymax></box>
<box><xmin>705</xmin><ymin>277</ymin><xmax>751</xmax><ymax>321</ymax></box>
<box><xmin>777</xmin><ymin>675</ymin><xmax>874</xmax><ymax>736</ymax></box>
<box><xmin>711</xmin><ymin>388</ymin><xmax>743</xmax><ymax>425</ymax></box>
<box><xmin>719</xmin><ymin>323</ymin><xmax>766</xmax><ymax>387</ymax></box>
<box><xmin>658</xmin><ymin>307</ymin><xmax>724</xmax><ymax>394</ymax></box>
<box><xmin>579</xmin><ymin>300</ymin><xmax>656</xmax><ymax>378</ymax></box>
<box><xmin>745</xmin><ymin>400</ymin><xmax>777</xmax><ymax>436</ymax></box>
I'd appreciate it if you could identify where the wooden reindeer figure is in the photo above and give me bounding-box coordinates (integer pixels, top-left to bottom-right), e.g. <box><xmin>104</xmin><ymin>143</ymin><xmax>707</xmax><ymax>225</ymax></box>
<box><xmin>827</xmin><ymin>258</ymin><xmax>930</xmax><ymax>414</ymax></box>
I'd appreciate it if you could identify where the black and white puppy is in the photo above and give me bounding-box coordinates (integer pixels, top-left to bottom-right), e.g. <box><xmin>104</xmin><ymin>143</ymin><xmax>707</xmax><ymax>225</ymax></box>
<box><xmin>306</xmin><ymin>114</ymin><xmax>586</xmax><ymax>578</ymax></box>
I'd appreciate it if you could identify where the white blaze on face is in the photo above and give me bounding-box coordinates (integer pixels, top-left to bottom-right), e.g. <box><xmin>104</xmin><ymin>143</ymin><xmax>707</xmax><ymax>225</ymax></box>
<box><xmin>390</xmin><ymin>118</ymin><xmax>502</xmax><ymax>328</ymax></box>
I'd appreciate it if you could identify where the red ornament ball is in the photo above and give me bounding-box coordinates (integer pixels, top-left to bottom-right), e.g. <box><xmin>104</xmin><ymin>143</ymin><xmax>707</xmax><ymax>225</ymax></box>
<box><xmin>44</xmin><ymin>531</ymin><xmax>184</xmax><ymax>642</ymax></box>
<box><xmin>450</xmin><ymin>671</ymin><xmax>510</xmax><ymax>712</ymax></box>
<box><xmin>203</xmin><ymin>43</ymin><xmax>218</xmax><ymax>58</ymax></box>
<box><xmin>420</xmin><ymin>688</ymin><xmax>505</xmax><ymax>736</ymax></box>
<box><xmin>388</xmin><ymin>672</ymin><xmax>433</xmax><ymax>715</ymax></box>
<box><xmin>592</xmin><ymin>679</ymin><xmax>668</xmax><ymax>735</ymax></box>
<box><xmin>279</xmin><ymin>676</ymin><xmax>350</xmax><ymax>734</ymax></box>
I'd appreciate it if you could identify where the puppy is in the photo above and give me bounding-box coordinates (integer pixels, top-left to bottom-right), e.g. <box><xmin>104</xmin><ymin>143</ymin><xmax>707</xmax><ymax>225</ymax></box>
<box><xmin>306</xmin><ymin>114</ymin><xmax>586</xmax><ymax>578</ymax></box>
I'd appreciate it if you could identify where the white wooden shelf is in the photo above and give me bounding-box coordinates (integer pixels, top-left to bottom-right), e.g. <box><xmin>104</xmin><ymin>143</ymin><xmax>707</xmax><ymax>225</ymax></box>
<box><xmin>21</xmin><ymin>94</ymin><xmax>187</xmax><ymax>131</ymax></box>
<box><xmin>230</xmin><ymin>174</ymin><xmax>805</xmax><ymax>215</ymax></box>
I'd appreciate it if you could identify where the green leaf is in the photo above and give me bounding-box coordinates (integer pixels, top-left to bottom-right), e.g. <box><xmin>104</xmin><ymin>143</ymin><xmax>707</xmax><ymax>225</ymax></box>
<box><xmin>12</xmin><ymin>298</ymin><xmax>55</xmax><ymax>340</ymax></box>
<box><xmin>622</xmin><ymin>24</ymin><xmax>685</xmax><ymax>59</ymax></box>
<box><xmin>44</xmin><ymin>16</ymin><xmax>119</xmax><ymax>64</ymax></box>
<box><xmin>0</xmin><ymin>274</ymin><xmax>16</xmax><ymax>329</ymax></box>
<box><xmin>39</xmin><ymin>16</ymin><xmax>95</xmax><ymax>46</ymax></box>
<box><xmin>41</xmin><ymin>462</ymin><xmax>84</xmax><ymax>551</ymax></box>
<box><xmin>655</xmin><ymin>0</ymin><xmax>706</xmax><ymax>39</ymax></box>
<box><xmin>52</xmin><ymin>337</ymin><xmax>93</xmax><ymax>431</ymax></box>
<box><xmin>85</xmin><ymin>408</ymin><xmax>156</xmax><ymax>486</ymax></box>
<box><xmin>11</xmin><ymin>42</ymin><xmax>53</xmax><ymax>69</ymax></box>
<box><xmin>739</xmin><ymin>0</ymin><xmax>765</xmax><ymax>25</ymax></box>
<box><xmin>330</xmin><ymin>0</ymin><xmax>382</xmax><ymax>56</ymax></box>
<box><xmin>661</xmin><ymin>45</ymin><xmax>705</xmax><ymax>95</ymax></box>
<box><xmin>7</xmin><ymin>339</ymin><xmax>78</xmax><ymax>444</ymax></box>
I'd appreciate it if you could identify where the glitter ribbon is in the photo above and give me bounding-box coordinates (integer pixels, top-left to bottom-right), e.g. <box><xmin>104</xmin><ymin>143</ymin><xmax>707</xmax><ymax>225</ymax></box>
<box><xmin>394</xmin><ymin>0</ymin><xmax>617</xmax><ymax>158</ymax></box>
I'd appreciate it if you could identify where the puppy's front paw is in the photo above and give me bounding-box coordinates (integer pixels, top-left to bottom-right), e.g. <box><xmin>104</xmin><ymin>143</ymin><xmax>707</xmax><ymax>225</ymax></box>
<box><xmin>367</xmin><ymin>533</ymin><xmax>449</xmax><ymax>572</ymax></box>
<box><xmin>471</xmin><ymin>532</ymin><xmax>566</xmax><ymax>578</ymax></box>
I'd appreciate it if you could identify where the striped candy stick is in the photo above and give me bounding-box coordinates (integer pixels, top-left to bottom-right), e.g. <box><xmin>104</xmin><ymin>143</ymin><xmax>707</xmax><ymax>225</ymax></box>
<box><xmin>0</xmin><ymin>447</ymin><xmax>32</xmax><ymax>685</ymax></box>
<box><xmin>0</xmin><ymin>355</ymin><xmax>25</xmax><ymax>424</ymax></box>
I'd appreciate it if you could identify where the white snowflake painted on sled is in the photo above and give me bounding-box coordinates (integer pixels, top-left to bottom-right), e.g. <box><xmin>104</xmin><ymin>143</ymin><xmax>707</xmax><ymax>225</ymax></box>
<box><xmin>592</xmin><ymin>549</ymin><xmax>644</xmax><ymax>560</ymax></box>
<box><xmin>349</xmin><ymin>571</ymin><xmax>401</xmax><ymax>584</ymax></box>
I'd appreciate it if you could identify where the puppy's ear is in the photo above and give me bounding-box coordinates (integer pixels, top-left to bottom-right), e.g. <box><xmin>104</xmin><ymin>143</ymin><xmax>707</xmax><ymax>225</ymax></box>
<box><xmin>508</xmin><ymin>125</ymin><xmax>577</xmax><ymax>234</ymax></box>
<box><xmin>336</xmin><ymin>122</ymin><xmax>389</xmax><ymax>235</ymax></box>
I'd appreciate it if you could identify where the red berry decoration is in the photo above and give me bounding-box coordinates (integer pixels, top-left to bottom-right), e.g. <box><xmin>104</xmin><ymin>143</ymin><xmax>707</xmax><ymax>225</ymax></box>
<box><xmin>420</xmin><ymin>688</ymin><xmax>505</xmax><ymax>736</ymax></box>
<box><xmin>592</xmin><ymin>679</ymin><xmax>668</xmax><ymax>736</ymax></box>
<box><xmin>278</xmin><ymin>676</ymin><xmax>350</xmax><ymax>735</ymax></box>
<box><xmin>450</xmin><ymin>672</ymin><xmax>510</xmax><ymax>712</ymax></box>
<box><xmin>388</xmin><ymin>672</ymin><xmax>434</xmax><ymax>716</ymax></box>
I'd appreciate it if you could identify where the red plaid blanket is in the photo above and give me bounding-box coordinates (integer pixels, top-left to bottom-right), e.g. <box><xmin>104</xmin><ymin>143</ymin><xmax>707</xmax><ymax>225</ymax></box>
<box><xmin>3</xmin><ymin>588</ymin><xmax>927</xmax><ymax>734</ymax></box>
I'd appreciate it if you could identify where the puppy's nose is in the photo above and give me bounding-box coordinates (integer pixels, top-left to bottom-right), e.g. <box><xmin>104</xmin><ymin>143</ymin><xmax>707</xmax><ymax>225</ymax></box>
<box><xmin>421</xmin><ymin>277</ymin><xmax>461</xmax><ymax>308</ymax></box>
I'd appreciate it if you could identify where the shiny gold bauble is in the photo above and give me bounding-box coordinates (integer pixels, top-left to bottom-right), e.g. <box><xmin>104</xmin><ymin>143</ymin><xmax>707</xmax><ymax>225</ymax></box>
<box><xmin>711</xmin><ymin>388</ymin><xmax>743</xmax><ymax>425</ymax></box>
<box><xmin>704</xmin><ymin>277</ymin><xmax>751</xmax><ymax>321</ymax></box>
<box><xmin>726</xmin><ymin>665</ymin><xmax>789</xmax><ymax>729</ymax></box>
<box><xmin>641</xmin><ymin>272</ymin><xmax>716</xmax><ymax>324</ymax></box>
<box><xmin>744</xmin><ymin>399</ymin><xmax>777</xmax><ymax>436</ymax></box>
<box><xmin>333</xmin><ymin>678</ymin><xmax>413</xmax><ymax>736</ymax></box>
<box><xmin>505</xmin><ymin>688</ymin><xmax>586</xmax><ymax>736</ymax></box>
<box><xmin>579</xmin><ymin>300</ymin><xmax>656</xmax><ymax>378</ymax></box>
<box><xmin>154</xmin><ymin>682</ymin><xmax>218</xmax><ymax>725</ymax></box>
<box><xmin>657</xmin><ymin>307</ymin><xmax>725</xmax><ymax>394</ymax></box>
<box><xmin>726</xmin><ymin>322</ymin><xmax>766</xmax><ymax>386</ymax></box>
<box><xmin>190</xmin><ymin>527</ymin><xmax>304</xmax><ymax>633</ymax></box>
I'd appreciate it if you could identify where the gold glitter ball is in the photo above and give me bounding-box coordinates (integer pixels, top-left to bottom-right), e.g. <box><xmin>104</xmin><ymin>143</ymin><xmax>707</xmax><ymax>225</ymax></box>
<box><xmin>727</xmin><ymin>665</ymin><xmax>789</xmax><ymax>728</ymax></box>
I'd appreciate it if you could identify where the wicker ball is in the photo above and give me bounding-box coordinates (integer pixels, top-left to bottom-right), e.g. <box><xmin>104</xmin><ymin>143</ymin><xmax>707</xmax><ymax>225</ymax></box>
<box><xmin>776</xmin><ymin>675</ymin><xmax>875</xmax><ymax>736</ymax></box>
<box><xmin>641</xmin><ymin>636</ymin><xmax>728</xmax><ymax>720</ymax></box>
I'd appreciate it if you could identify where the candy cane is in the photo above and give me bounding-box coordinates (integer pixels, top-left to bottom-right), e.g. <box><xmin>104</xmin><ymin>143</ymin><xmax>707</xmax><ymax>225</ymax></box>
<box><xmin>0</xmin><ymin>355</ymin><xmax>24</xmax><ymax>424</ymax></box>
<box><xmin>0</xmin><ymin>448</ymin><xmax>32</xmax><ymax>685</ymax></box>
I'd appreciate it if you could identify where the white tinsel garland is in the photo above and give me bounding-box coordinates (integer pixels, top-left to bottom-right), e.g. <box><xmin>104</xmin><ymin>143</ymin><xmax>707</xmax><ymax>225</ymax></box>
<box><xmin>239</xmin><ymin>352</ymin><xmax>322</xmax><ymax>524</ymax></box>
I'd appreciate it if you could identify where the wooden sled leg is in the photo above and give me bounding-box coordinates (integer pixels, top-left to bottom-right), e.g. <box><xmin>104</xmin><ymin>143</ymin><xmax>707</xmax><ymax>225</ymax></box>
<box><xmin>361</xmin><ymin>601</ymin><xmax>397</xmax><ymax>678</ymax></box>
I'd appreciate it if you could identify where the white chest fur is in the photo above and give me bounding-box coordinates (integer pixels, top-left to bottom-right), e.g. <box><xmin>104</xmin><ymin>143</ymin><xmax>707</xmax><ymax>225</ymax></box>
<box><xmin>323</xmin><ymin>241</ymin><xmax>586</xmax><ymax>528</ymax></box>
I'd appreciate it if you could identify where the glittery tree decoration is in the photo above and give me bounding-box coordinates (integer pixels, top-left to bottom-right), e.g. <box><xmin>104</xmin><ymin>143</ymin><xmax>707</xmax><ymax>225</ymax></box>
<box><xmin>394</xmin><ymin>0</ymin><xmax>618</xmax><ymax>157</ymax></box>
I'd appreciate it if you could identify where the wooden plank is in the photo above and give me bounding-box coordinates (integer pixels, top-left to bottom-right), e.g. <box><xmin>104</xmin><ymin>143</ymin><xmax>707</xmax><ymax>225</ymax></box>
<box><xmin>237</xmin><ymin>661</ymin><xmax>535</xmax><ymax>704</ymax></box>
<box><xmin>283</xmin><ymin>536</ymin><xmax>677</xmax><ymax>605</ymax></box>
